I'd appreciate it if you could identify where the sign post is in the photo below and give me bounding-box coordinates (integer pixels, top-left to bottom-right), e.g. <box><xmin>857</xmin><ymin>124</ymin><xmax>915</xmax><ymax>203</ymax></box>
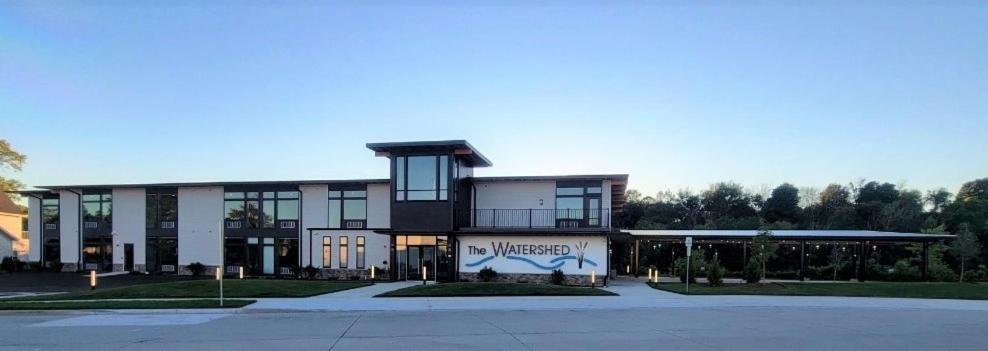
<box><xmin>685</xmin><ymin>237</ymin><xmax>693</xmax><ymax>294</ymax></box>
<box><xmin>218</xmin><ymin>220</ymin><xmax>224</xmax><ymax>307</ymax></box>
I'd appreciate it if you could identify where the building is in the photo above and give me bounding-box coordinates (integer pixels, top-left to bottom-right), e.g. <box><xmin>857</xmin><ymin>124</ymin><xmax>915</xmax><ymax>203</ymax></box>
<box><xmin>0</xmin><ymin>193</ymin><xmax>28</xmax><ymax>259</ymax></box>
<box><xmin>19</xmin><ymin>140</ymin><xmax>628</xmax><ymax>284</ymax></box>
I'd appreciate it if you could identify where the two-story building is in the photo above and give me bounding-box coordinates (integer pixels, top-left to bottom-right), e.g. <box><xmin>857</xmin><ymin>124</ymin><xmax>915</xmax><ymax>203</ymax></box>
<box><xmin>19</xmin><ymin>140</ymin><xmax>627</xmax><ymax>284</ymax></box>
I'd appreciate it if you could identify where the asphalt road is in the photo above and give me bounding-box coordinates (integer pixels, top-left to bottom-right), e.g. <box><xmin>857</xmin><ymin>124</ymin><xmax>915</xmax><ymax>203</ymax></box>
<box><xmin>1</xmin><ymin>305</ymin><xmax>986</xmax><ymax>350</ymax></box>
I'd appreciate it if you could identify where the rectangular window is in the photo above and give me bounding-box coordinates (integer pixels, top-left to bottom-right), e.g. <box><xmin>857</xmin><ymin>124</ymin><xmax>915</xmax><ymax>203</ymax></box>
<box><xmin>330</xmin><ymin>187</ymin><xmax>366</xmax><ymax>229</ymax></box>
<box><xmin>407</xmin><ymin>156</ymin><xmax>437</xmax><ymax>200</ymax></box>
<box><xmin>82</xmin><ymin>192</ymin><xmax>112</xmax><ymax>230</ymax></box>
<box><xmin>395</xmin><ymin>155</ymin><xmax>448</xmax><ymax>202</ymax></box>
<box><xmin>146</xmin><ymin>194</ymin><xmax>157</xmax><ymax>229</ymax></box>
<box><xmin>356</xmin><ymin>236</ymin><xmax>365</xmax><ymax>269</ymax></box>
<box><xmin>147</xmin><ymin>191</ymin><xmax>178</xmax><ymax>229</ymax></box>
<box><xmin>339</xmin><ymin>236</ymin><xmax>349</xmax><ymax>269</ymax></box>
<box><xmin>439</xmin><ymin>156</ymin><xmax>448</xmax><ymax>201</ymax></box>
<box><xmin>328</xmin><ymin>199</ymin><xmax>341</xmax><ymax>228</ymax></box>
<box><xmin>395</xmin><ymin>156</ymin><xmax>405</xmax><ymax>201</ymax></box>
<box><xmin>277</xmin><ymin>200</ymin><xmax>299</xmax><ymax>220</ymax></box>
<box><xmin>41</xmin><ymin>198</ymin><xmax>59</xmax><ymax>226</ymax></box>
<box><xmin>262</xmin><ymin>200</ymin><xmax>276</xmax><ymax>228</ymax></box>
<box><xmin>322</xmin><ymin>237</ymin><xmax>332</xmax><ymax>268</ymax></box>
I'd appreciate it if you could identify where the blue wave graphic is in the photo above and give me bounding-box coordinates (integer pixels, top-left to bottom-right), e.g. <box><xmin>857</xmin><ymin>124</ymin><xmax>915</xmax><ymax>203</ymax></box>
<box><xmin>549</xmin><ymin>255</ymin><xmax>598</xmax><ymax>267</ymax></box>
<box><xmin>465</xmin><ymin>256</ymin><xmax>495</xmax><ymax>267</ymax></box>
<box><xmin>506</xmin><ymin>256</ymin><xmax>565</xmax><ymax>270</ymax></box>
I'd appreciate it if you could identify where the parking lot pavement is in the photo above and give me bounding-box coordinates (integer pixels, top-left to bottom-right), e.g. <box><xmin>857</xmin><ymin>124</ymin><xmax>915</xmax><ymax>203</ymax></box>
<box><xmin>2</xmin><ymin>305</ymin><xmax>988</xmax><ymax>350</ymax></box>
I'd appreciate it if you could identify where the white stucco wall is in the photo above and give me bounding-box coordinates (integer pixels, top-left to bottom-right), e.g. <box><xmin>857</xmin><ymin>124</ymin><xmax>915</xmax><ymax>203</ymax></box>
<box><xmin>0</xmin><ymin>231</ymin><xmax>12</xmax><ymax>259</ymax></box>
<box><xmin>366</xmin><ymin>183</ymin><xmax>390</xmax><ymax>229</ymax></box>
<box><xmin>458</xmin><ymin>235</ymin><xmax>607</xmax><ymax>276</ymax></box>
<box><xmin>27</xmin><ymin>196</ymin><xmax>41</xmax><ymax>261</ymax></box>
<box><xmin>112</xmin><ymin>188</ymin><xmax>146</xmax><ymax>268</ymax></box>
<box><xmin>300</xmin><ymin>184</ymin><xmax>329</xmax><ymax>267</ymax></box>
<box><xmin>474</xmin><ymin>181</ymin><xmax>555</xmax><ymax>209</ymax></box>
<box><xmin>58</xmin><ymin>190</ymin><xmax>80</xmax><ymax>265</ymax></box>
<box><xmin>310</xmin><ymin>230</ymin><xmax>389</xmax><ymax>270</ymax></box>
<box><xmin>177</xmin><ymin>187</ymin><xmax>223</xmax><ymax>266</ymax></box>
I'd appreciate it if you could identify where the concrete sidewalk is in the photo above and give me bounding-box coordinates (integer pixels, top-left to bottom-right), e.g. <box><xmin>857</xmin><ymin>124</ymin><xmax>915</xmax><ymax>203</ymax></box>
<box><xmin>244</xmin><ymin>277</ymin><xmax>988</xmax><ymax>313</ymax></box>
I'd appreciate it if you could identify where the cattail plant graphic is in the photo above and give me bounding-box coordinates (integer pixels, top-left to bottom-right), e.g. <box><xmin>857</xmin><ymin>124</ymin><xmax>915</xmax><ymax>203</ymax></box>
<box><xmin>574</xmin><ymin>241</ymin><xmax>589</xmax><ymax>269</ymax></box>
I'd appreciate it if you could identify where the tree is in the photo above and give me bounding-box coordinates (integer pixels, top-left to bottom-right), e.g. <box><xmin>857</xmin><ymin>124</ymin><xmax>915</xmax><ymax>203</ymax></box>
<box><xmin>957</xmin><ymin>178</ymin><xmax>988</xmax><ymax>202</ymax></box>
<box><xmin>855</xmin><ymin>181</ymin><xmax>900</xmax><ymax>230</ymax></box>
<box><xmin>949</xmin><ymin>223</ymin><xmax>983</xmax><ymax>282</ymax></box>
<box><xmin>763</xmin><ymin>183</ymin><xmax>801</xmax><ymax>223</ymax></box>
<box><xmin>0</xmin><ymin>139</ymin><xmax>26</xmax><ymax>192</ymax></box>
<box><xmin>925</xmin><ymin>188</ymin><xmax>952</xmax><ymax>213</ymax></box>
<box><xmin>819</xmin><ymin>184</ymin><xmax>851</xmax><ymax>210</ymax></box>
<box><xmin>749</xmin><ymin>230</ymin><xmax>779</xmax><ymax>280</ymax></box>
<box><xmin>702</xmin><ymin>182</ymin><xmax>757</xmax><ymax>220</ymax></box>
<box><xmin>675</xmin><ymin>190</ymin><xmax>703</xmax><ymax>229</ymax></box>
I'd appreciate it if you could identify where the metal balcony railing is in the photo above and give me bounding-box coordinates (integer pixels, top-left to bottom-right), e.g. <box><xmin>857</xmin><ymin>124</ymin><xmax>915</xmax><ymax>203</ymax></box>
<box><xmin>468</xmin><ymin>208</ymin><xmax>610</xmax><ymax>229</ymax></box>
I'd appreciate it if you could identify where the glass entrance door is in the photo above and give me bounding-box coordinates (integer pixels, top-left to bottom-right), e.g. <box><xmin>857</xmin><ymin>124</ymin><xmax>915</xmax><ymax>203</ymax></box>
<box><xmin>394</xmin><ymin>235</ymin><xmax>444</xmax><ymax>281</ymax></box>
<box><xmin>405</xmin><ymin>246</ymin><xmax>435</xmax><ymax>280</ymax></box>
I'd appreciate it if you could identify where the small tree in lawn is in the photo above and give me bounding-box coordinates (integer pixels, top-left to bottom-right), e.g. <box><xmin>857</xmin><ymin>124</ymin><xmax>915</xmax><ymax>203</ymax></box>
<box><xmin>950</xmin><ymin>223</ymin><xmax>983</xmax><ymax>282</ymax></box>
<box><xmin>749</xmin><ymin>230</ymin><xmax>779</xmax><ymax>281</ymax></box>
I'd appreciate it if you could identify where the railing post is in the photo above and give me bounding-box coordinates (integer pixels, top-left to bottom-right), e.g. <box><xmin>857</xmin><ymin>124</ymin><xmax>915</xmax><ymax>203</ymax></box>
<box><xmin>528</xmin><ymin>208</ymin><xmax>532</xmax><ymax>228</ymax></box>
<box><xmin>493</xmin><ymin>209</ymin><xmax>498</xmax><ymax>228</ymax></box>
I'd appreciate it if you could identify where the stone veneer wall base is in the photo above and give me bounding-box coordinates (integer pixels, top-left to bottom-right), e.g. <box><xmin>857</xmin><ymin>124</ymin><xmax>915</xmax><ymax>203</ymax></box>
<box><xmin>457</xmin><ymin>272</ymin><xmax>604</xmax><ymax>286</ymax></box>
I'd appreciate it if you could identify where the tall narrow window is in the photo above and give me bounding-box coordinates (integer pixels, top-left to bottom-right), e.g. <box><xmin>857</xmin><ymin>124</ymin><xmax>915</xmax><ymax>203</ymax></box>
<box><xmin>438</xmin><ymin>156</ymin><xmax>448</xmax><ymax>201</ymax></box>
<box><xmin>41</xmin><ymin>198</ymin><xmax>59</xmax><ymax>230</ymax></box>
<box><xmin>395</xmin><ymin>156</ymin><xmax>405</xmax><ymax>201</ymax></box>
<box><xmin>322</xmin><ymin>237</ymin><xmax>332</xmax><ymax>268</ymax></box>
<box><xmin>339</xmin><ymin>236</ymin><xmax>349</xmax><ymax>269</ymax></box>
<box><xmin>356</xmin><ymin>236</ymin><xmax>365</xmax><ymax>269</ymax></box>
<box><xmin>147</xmin><ymin>190</ymin><xmax>177</xmax><ymax>230</ymax></box>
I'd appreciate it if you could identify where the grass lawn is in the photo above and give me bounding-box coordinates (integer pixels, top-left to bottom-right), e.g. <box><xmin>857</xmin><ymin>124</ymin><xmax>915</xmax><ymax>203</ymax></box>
<box><xmin>650</xmin><ymin>282</ymin><xmax>988</xmax><ymax>300</ymax></box>
<box><xmin>376</xmin><ymin>282</ymin><xmax>617</xmax><ymax>297</ymax></box>
<box><xmin>12</xmin><ymin>279</ymin><xmax>370</xmax><ymax>301</ymax></box>
<box><xmin>0</xmin><ymin>299</ymin><xmax>255</xmax><ymax>310</ymax></box>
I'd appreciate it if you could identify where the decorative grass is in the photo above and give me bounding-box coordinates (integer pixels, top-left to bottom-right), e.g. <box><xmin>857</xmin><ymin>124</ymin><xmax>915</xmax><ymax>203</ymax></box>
<box><xmin>650</xmin><ymin>282</ymin><xmax>988</xmax><ymax>300</ymax></box>
<box><xmin>11</xmin><ymin>279</ymin><xmax>370</xmax><ymax>301</ymax></box>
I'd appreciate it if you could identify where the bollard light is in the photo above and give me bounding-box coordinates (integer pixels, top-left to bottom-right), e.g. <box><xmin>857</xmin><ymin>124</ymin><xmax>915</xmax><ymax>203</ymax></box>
<box><xmin>648</xmin><ymin>268</ymin><xmax>653</xmax><ymax>283</ymax></box>
<box><xmin>371</xmin><ymin>266</ymin><xmax>376</xmax><ymax>280</ymax></box>
<box><xmin>422</xmin><ymin>266</ymin><xmax>427</xmax><ymax>285</ymax></box>
<box><xmin>239</xmin><ymin>266</ymin><xmax>244</xmax><ymax>280</ymax></box>
<box><xmin>591</xmin><ymin>269</ymin><xmax>596</xmax><ymax>287</ymax></box>
<box><xmin>626</xmin><ymin>265</ymin><xmax>630</xmax><ymax>274</ymax></box>
<box><xmin>215</xmin><ymin>266</ymin><xmax>222</xmax><ymax>280</ymax></box>
<box><xmin>90</xmin><ymin>270</ymin><xmax>97</xmax><ymax>290</ymax></box>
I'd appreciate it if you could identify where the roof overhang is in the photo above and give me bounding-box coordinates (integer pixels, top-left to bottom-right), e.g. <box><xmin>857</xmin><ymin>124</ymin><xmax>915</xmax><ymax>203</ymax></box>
<box><xmin>29</xmin><ymin>178</ymin><xmax>390</xmax><ymax>191</ymax></box>
<box><xmin>366</xmin><ymin>140</ymin><xmax>493</xmax><ymax>167</ymax></box>
<box><xmin>472</xmin><ymin>174</ymin><xmax>628</xmax><ymax>213</ymax></box>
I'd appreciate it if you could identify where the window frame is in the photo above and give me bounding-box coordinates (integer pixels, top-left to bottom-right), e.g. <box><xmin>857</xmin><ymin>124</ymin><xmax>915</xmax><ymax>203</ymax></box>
<box><xmin>82</xmin><ymin>191</ymin><xmax>112</xmax><ymax>232</ymax></box>
<box><xmin>329</xmin><ymin>187</ymin><xmax>367</xmax><ymax>229</ymax></box>
<box><xmin>224</xmin><ymin>190</ymin><xmax>299</xmax><ymax>230</ymax></box>
<box><xmin>394</xmin><ymin>155</ymin><xmax>449</xmax><ymax>203</ymax></box>
<box><xmin>356</xmin><ymin>236</ymin><xmax>365</xmax><ymax>269</ymax></box>
<box><xmin>339</xmin><ymin>236</ymin><xmax>349</xmax><ymax>269</ymax></box>
<box><xmin>322</xmin><ymin>236</ymin><xmax>332</xmax><ymax>268</ymax></box>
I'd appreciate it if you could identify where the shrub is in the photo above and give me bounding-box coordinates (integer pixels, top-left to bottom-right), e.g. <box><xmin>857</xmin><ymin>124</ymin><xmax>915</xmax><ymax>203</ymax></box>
<box><xmin>28</xmin><ymin>261</ymin><xmax>43</xmax><ymax>272</ymax></box>
<box><xmin>889</xmin><ymin>259</ymin><xmax>921</xmax><ymax>282</ymax></box>
<box><xmin>1</xmin><ymin>257</ymin><xmax>16</xmax><ymax>273</ymax></box>
<box><xmin>706</xmin><ymin>257</ymin><xmax>724</xmax><ymax>287</ymax></box>
<box><xmin>349</xmin><ymin>275</ymin><xmax>361</xmax><ymax>280</ymax></box>
<box><xmin>550</xmin><ymin>269</ymin><xmax>566</xmax><ymax>285</ymax></box>
<box><xmin>477</xmin><ymin>266</ymin><xmax>498</xmax><ymax>282</ymax></box>
<box><xmin>743</xmin><ymin>259</ymin><xmax>762</xmax><ymax>283</ymax></box>
<box><xmin>963</xmin><ymin>265</ymin><xmax>988</xmax><ymax>282</ymax></box>
<box><xmin>187</xmin><ymin>262</ymin><xmax>206</xmax><ymax>276</ymax></box>
<box><xmin>302</xmin><ymin>265</ymin><xmax>320</xmax><ymax>280</ymax></box>
<box><xmin>49</xmin><ymin>259</ymin><xmax>63</xmax><ymax>273</ymax></box>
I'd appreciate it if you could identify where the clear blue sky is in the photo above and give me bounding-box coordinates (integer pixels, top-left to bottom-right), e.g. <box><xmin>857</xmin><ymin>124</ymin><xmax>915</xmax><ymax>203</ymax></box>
<box><xmin>3</xmin><ymin>1</ymin><xmax>987</xmax><ymax>197</ymax></box>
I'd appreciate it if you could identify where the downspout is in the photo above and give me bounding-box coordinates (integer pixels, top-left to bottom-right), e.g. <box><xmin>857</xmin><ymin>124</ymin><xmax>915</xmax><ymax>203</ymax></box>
<box><xmin>65</xmin><ymin>189</ymin><xmax>82</xmax><ymax>272</ymax></box>
<box><xmin>297</xmin><ymin>185</ymin><xmax>304</xmax><ymax>272</ymax></box>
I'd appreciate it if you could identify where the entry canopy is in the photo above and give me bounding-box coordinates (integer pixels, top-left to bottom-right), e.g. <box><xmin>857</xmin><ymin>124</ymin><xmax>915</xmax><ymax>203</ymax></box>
<box><xmin>620</xmin><ymin>230</ymin><xmax>954</xmax><ymax>243</ymax></box>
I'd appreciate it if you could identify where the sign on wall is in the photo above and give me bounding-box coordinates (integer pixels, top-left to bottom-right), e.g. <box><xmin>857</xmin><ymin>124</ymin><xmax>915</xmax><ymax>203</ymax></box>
<box><xmin>458</xmin><ymin>236</ymin><xmax>607</xmax><ymax>275</ymax></box>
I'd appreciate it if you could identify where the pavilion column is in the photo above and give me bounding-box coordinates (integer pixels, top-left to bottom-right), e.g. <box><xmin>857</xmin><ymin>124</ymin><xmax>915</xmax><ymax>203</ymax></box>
<box><xmin>921</xmin><ymin>242</ymin><xmax>929</xmax><ymax>282</ymax></box>
<box><xmin>634</xmin><ymin>239</ymin><xmax>640</xmax><ymax>278</ymax></box>
<box><xmin>799</xmin><ymin>240</ymin><xmax>806</xmax><ymax>281</ymax></box>
<box><xmin>856</xmin><ymin>241</ymin><xmax>867</xmax><ymax>282</ymax></box>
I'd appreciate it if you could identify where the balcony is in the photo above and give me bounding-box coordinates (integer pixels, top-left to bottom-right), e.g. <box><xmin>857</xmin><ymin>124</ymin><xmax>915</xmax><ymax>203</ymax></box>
<box><xmin>466</xmin><ymin>208</ymin><xmax>610</xmax><ymax>230</ymax></box>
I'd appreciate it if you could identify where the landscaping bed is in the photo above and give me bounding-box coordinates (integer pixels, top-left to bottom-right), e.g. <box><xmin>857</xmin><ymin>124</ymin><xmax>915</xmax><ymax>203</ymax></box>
<box><xmin>376</xmin><ymin>282</ymin><xmax>617</xmax><ymax>297</ymax></box>
<box><xmin>10</xmin><ymin>279</ymin><xmax>370</xmax><ymax>301</ymax></box>
<box><xmin>0</xmin><ymin>299</ymin><xmax>255</xmax><ymax>310</ymax></box>
<box><xmin>650</xmin><ymin>282</ymin><xmax>988</xmax><ymax>300</ymax></box>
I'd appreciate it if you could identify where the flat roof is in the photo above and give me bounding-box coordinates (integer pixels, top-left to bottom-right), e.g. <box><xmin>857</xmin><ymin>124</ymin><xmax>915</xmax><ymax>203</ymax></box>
<box><xmin>28</xmin><ymin>178</ymin><xmax>390</xmax><ymax>191</ymax></box>
<box><xmin>366</xmin><ymin>139</ymin><xmax>493</xmax><ymax>167</ymax></box>
<box><xmin>621</xmin><ymin>230</ymin><xmax>954</xmax><ymax>242</ymax></box>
